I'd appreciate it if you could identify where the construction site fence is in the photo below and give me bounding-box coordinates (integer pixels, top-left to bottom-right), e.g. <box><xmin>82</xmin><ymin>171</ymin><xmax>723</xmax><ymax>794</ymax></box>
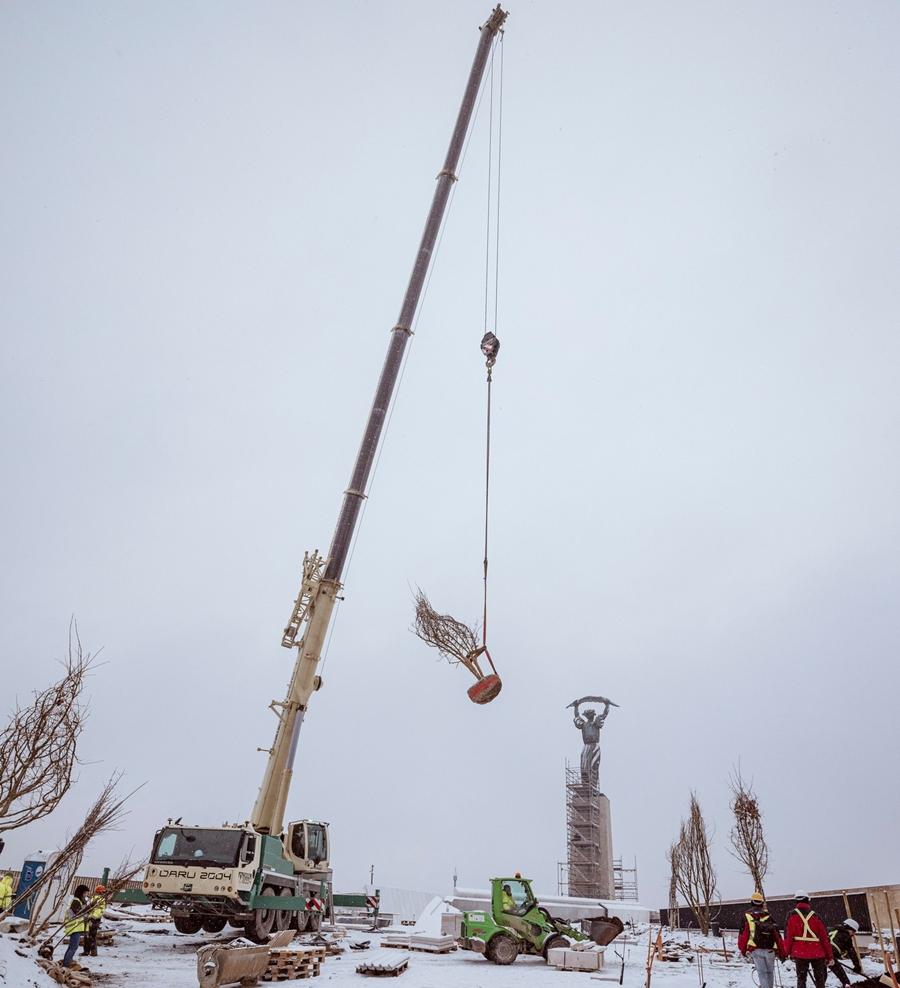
<box><xmin>661</xmin><ymin>890</ymin><xmax>884</xmax><ymax>934</ymax></box>
<box><xmin>2</xmin><ymin>871</ymin><xmax>145</xmax><ymax>899</ymax></box>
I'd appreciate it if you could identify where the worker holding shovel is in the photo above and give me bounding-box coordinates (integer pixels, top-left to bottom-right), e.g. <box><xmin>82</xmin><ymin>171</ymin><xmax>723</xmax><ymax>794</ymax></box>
<box><xmin>81</xmin><ymin>884</ymin><xmax>107</xmax><ymax>958</ymax></box>
<box><xmin>61</xmin><ymin>884</ymin><xmax>91</xmax><ymax>969</ymax></box>
<box><xmin>827</xmin><ymin>919</ymin><xmax>863</xmax><ymax>986</ymax></box>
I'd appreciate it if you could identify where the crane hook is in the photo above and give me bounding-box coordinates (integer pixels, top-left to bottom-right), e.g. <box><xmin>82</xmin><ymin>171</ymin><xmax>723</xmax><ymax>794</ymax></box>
<box><xmin>480</xmin><ymin>331</ymin><xmax>500</xmax><ymax>368</ymax></box>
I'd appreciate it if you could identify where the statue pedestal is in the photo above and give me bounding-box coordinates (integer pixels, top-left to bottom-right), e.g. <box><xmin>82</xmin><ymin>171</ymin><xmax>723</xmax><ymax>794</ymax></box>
<box><xmin>565</xmin><ymin>770</ymin><xmax>615</xmax><ymax>900</ymax></box>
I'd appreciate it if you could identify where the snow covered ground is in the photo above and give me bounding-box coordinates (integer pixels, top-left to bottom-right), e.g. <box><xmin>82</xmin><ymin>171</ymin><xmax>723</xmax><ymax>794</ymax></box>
<box><xmin>0</xmin><ymin>915</ymin><xmax>887</xmax><ymax>988</ymax></box>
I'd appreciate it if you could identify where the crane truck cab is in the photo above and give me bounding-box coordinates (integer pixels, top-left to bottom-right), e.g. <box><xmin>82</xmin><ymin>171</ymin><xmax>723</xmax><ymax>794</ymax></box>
<box><xmin>143</xmin><ymin>819</ymin><xmax>330</xmax><ymax>940</ymax></box>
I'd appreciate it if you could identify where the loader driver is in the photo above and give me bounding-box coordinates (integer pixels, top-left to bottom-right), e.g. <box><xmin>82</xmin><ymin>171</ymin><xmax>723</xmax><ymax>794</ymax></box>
<box><xmin>496</xmin><ymin>879</ymin><xmax>537</xmax><ymax>943</ymax></box>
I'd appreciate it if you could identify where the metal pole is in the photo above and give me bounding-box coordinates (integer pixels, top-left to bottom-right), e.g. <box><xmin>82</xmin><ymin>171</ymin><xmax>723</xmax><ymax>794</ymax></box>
<box><xmin>324</xmin><ymin>4</ymin><xmax>508</xmax><ymax>584</ymax></box>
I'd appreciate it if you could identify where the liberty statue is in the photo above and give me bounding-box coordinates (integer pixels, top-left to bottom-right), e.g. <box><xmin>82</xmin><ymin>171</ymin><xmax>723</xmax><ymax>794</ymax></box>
<box><xmin>567</xmin><ymin>695</ymin><xmax>618</xmax><ymax>786</ymax></box>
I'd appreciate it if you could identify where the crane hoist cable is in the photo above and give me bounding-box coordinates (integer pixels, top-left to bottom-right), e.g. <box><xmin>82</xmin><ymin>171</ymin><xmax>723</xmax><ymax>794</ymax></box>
<box><xmin>410</xmin><ymin>29</ymin><xmax>505</xmax><ymax>706</ymax></box>
<box><xmin>479</xmin><ymin>31</ymin><xmax>503</xmax><ymax>655</ymax></box>
<box><xmin>320</xmin><ymin>33</ymin><xmax>499</xmax><ymax>676</ymax></box>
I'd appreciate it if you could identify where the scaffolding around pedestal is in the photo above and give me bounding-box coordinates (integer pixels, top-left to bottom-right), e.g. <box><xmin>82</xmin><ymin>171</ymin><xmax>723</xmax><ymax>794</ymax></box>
<box><xmin>558</xmin><ymin>761</ymin><xmax>633</xmax><ymax>901</ymax></box>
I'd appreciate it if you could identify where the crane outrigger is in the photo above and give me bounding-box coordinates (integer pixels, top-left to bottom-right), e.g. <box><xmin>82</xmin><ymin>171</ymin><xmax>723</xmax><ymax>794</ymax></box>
<box><xmin>142</xmin><ymin>5</ymin><xmax>509</xmax><ymax>941</ymax></box>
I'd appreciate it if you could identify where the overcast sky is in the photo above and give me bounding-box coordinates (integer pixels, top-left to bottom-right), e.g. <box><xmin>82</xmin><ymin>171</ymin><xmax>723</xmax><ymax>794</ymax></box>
<box><xmin>2</xmin><ymin>0</ymin><xmax>899</xmax><ymax>909</ymax></box>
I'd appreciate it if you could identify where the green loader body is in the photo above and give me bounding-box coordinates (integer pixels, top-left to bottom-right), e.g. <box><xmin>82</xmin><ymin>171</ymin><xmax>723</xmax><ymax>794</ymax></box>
<box><xmin>458</xmin><ymin>876</ymin><xmax>588</xmax><ymax>965</ymax></box>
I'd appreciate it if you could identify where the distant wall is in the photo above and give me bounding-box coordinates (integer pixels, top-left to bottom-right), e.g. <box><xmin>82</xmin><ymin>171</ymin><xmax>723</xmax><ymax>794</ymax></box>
<box><xmin>660</xmin><ymin>889</ymin><xmax>876</xmax><ymax>933</ymax></box>
<box><xmin>3</xmin><ymin>871</ymin><xmax>144</xmax><ymax>899</ymax></box>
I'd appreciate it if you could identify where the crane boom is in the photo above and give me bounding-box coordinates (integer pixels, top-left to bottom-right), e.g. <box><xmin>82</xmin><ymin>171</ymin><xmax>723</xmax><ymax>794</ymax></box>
<box><xmin>251</xmin><ymin>5</ymin><xmax>509</xmax><ymax>837</ymax></box>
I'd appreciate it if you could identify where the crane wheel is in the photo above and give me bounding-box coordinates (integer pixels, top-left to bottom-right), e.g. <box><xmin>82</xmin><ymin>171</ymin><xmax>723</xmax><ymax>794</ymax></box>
<box><xmin>486</xmin><ymin>933</ymin><xmax>518</xmax><ymax>965</ymax></box>
<box><xmin>173</xmin><ymin>915</ymin><xmax>203</xmax><ymax>935</ymax></box>
<box><xmin>307</xmin><ymin>911</ymin><xmax>322</xmax><ymax>932</ymax></box>
<box><xmin>468</xmin><ymin>674</ymin><xmax>502</xmax><ymax>704</ymax></box>
<box><xmin>244</xmin><ymin>886</ymin><xmax>276</xmax><ymax>942</ymax></box>
<box><xmin>275</xmin><ymin>889</ymin><xmax>294</xmax><ymax>932</ymax></box>
<box><xmin>294</xmin><ymin>910</ymin><xmax>309</xmax><ymax>933</ymax></box>
<box><xmin>201</xmin><ymin>916</ymin><xmax>227</xmax><ymax>933</ymax></box>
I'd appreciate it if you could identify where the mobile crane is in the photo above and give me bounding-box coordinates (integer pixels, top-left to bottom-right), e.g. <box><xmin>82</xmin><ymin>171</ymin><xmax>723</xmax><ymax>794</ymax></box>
<box><xmin>141</xmin><ymin>5</ymin><xmax>509</xmax><ymax>942</ymax></box>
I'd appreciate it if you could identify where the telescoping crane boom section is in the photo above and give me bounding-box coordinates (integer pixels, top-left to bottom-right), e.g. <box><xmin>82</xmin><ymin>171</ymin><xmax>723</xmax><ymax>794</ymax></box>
<box><xmin>251</xmin><ymin>5</ymin><xmax>509</xmax><ymax>838</ymax></box>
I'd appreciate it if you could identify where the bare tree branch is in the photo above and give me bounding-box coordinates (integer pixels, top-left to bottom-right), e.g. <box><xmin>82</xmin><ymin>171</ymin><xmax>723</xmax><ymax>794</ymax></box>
<box><xmin>0</xmin><ymin>773</ymin><xmax>138</xmax><ymax>933</ymax></box>
<box><xmin>412</xmin><ymin>589</ymin><xmax>480</xmax><ymax>664</ymax></box>
<box><xmin>669</xmin><ymin>792</ymin><xmax>718</xmax><ymax>935</ymax></box>
<box><xmin>0</xmin><ymin>619</ymin><xmax>96</xmax><ymax>833</ymax></box>
<box><xmin>728</xmin><ymin>767</ymin><xmax>769</xmax><ymax>896</ymax></box>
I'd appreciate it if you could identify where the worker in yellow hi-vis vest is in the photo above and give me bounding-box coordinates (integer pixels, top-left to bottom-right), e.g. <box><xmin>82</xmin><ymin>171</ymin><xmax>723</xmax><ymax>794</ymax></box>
<box><xmin>738</xmin><ymin>892</ymin><xmax>786</xmax><ymax>988</ymax></box>
<box><xmin>783</xmin><ymin>891</ymin><xmax>833</xmax><ymax>988</ymax></box>
<box><xmin>81</xmin><ymin>884</ymin><xmax>107</xmax><ymax>958</ymax></box>
<box><xmin>0</xmin><ymin>873</ymin><xmax>14</xmax><ymax>912</ymax></box>
<box><xmin>61</xmin><ymin>884</ymin><xmax>91</xmax><ymax>969</ymax></box>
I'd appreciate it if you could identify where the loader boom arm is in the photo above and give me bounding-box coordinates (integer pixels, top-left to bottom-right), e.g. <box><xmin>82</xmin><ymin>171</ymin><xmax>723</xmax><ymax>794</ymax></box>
<box><xmin>250</xmin><ymin>5</ymin><xmax>509</xmax><ymax>837</ymax></box>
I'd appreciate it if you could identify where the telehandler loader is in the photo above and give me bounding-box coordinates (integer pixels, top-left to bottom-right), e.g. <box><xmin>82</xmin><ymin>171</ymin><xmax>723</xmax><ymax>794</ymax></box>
<box><xmin>459</xmin><ymin>876</ymin><xmax>624</xmax><ymax>965</ymax></box>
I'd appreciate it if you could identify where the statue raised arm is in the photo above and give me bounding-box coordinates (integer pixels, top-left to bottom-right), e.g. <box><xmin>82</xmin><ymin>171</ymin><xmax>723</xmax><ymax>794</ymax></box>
<box><xmin>566</xmin><ymin>695</ymin><xmax>619</xmax><ymax>729</ymax></box>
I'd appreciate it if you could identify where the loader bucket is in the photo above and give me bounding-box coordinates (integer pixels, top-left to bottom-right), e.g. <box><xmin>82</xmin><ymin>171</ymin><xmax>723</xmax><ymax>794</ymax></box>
<box><xmin>197</xmin><ymin>942</ymin><xmax>271</xmax><ymax>988</ymax></box>
<box><xmin>468</xmin><ymin>673</ymin><xmax>502</xmax><ymax>704</ymax></box>
<box><xmin>588</xmin><ymin>916</ymin><xmax>624</xmax><ymax>946</ymax></box>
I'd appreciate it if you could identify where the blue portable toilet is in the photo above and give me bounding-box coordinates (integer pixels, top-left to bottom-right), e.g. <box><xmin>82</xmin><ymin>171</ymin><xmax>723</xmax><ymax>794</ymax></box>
<box><xmin>13</xmin><ymin>850</ymin><xmax>57</xmax><ymax>919</ymax></box>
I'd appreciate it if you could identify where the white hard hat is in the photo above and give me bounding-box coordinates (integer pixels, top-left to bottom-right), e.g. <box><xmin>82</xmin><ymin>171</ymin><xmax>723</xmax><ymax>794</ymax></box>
<box><xmin>844</xmin><ymin>919</ymin><xmax>860</xmax><ymax>932</ymax></box>
<box><xmin>793</xmin><ymin>890</ymin><xmax>810</xmax><ymax>900</ymax></box>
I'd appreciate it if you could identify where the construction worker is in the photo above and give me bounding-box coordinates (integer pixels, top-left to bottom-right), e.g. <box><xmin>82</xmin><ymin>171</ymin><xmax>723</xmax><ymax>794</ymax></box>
<box><xmin>81</xmin><ymin>884</ymin><xmax>107</xmax><ymax>957</ymax></box>
<box><xmin>828</xmin><ymin>919</ymin><xmax>862</xmax><ymax>985</ymax></box>
<box><xmin>61</xmin><ymin>884</ymin><xmax>90</xmax><ymax>968</ymax></box>
<box><xmin>0</xmin><ymin>872</ymin><xmax>13</xmax><ymax>912</ymax></box>
<box><xmin>501</xmin><ymin>884</ymin><xmax>515</xmax><ymax>913</ymax></box>
<box><xmin>783</xmin><ymin>891</ymin><xmax>833</xmax><ymax>988</ymax></box>
<box><xmin>738</xmin><ymin>892</ymin><xmax>786</xmax><ymax>988</ymax></box>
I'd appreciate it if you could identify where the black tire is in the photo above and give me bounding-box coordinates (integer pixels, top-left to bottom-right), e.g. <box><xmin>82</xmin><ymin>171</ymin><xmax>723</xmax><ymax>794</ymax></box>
<box><xmin>306</xmin><ymin>911</ymin><xmax>322</xmax><ymax>933</ymax></box>
<box><xmin>244</xmin><ymin>885</ymin><xmax>276</xmax><ymax>943</ymax></box>
<box><xmin>173</xmin><ymin>915</ymin><xmax>203</xmax><ymax>935</ymax></box>
<box><xmin>543</xmin><ymin>934</ymin><xmax>568</xmax><ymax>959</ymax></box>
<box><xmin>201</xmin><ymin>916</ymin><xmax>227</xmax><ymax>934</ymax></box>
<box><xmin>275</xmin><ymin>889</ymin><xmax>294</xmax><ymax>932</ymax></box>
<box><xmin>226</xmin><ymin>918</ymin><xmax>244</xmax><ymax>929</ymax></box>
<box><xmin>486</xmin><ymin>933</ymin><xmax>518</xmax><ymax>965</ymax></box>
<box><xmin>294</xmin><ymin>910</ymin><xmax>309</xmax><ymax>933</ymax></box>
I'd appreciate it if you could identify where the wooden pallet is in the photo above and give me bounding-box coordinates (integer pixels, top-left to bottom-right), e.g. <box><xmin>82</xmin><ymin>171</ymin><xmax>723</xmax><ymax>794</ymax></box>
<box><xmin>262</xmin><ymin>963</ymin><xmax>322</xmax><ymax>982</ymax></box>
<box><xmin>262</xmin><ymin>968</ymin><xmax>321</xmax><ymax>982</ymax></box>
<box><xmin>262</xmin><ymin>945</ymin><xmax>325</xmax><ymax>981</ymax></box>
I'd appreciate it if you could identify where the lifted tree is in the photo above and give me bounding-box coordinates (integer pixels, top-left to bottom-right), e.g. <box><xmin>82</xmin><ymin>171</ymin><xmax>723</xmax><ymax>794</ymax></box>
<box><xmin>413</xmin><ymin>589</ymin><xmax>502</xmax><ymax>703</ymax></box>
